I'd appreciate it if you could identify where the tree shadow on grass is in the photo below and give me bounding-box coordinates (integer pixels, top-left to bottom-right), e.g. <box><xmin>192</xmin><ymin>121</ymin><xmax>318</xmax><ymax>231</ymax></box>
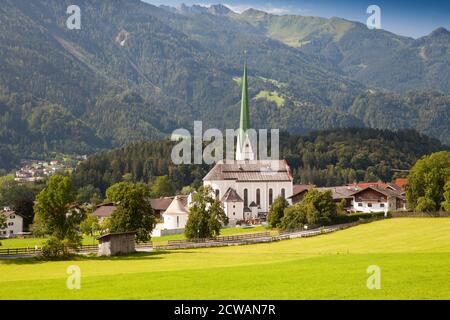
<box><xmin>0</xmin><ymin>249</ymin><xmax>198</xmax><ymax>265</ymax></box>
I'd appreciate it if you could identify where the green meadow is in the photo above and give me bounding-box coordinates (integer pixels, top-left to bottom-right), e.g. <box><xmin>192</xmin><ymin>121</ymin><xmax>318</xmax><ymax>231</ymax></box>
<box><xmin>1</xmin><ymin>218</ymin><xmax>450</xmax><ymax>300</ymax></box>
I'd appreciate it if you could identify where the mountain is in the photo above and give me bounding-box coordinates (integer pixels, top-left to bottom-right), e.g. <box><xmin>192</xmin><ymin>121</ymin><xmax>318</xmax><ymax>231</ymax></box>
<box><xmin>234</xmin><ymin>9</ymin><xmax>450</xmax><ymax>94</ymax></box>
<box><xmin>0</xmin><ymin>0</ymin><xmax>449</xmax><ymax>171</ymax></box>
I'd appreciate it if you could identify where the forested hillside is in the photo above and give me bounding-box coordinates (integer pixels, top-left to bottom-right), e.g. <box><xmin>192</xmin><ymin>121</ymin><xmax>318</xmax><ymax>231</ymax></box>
<box><xmin>72</xmin><ymin>128</ymin><xmax>448</xmax><ymax>193</ymax></box>
<box><xmin>1</xmin><ymin>1</ymin><xmax>449</xmax><ymax>172</ymax></box>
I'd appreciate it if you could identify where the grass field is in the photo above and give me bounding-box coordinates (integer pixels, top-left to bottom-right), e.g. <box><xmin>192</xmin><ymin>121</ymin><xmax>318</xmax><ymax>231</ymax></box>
<box><xmin>0</xmin><ymin>226</ymin><xmax>268</xmax><ymax>248</ymax></box>
<box><xmin>1</xmin><ymin>218</ymin><xmax>450</xmax><ymax>299</ymax></box>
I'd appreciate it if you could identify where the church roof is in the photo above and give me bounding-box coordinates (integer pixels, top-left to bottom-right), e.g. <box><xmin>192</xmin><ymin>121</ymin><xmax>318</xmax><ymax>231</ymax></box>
<box><xmin>203</xmin><ymin>160</ymin><xmax>293</xmax><ymax>182</ymax></box>
<box><xmin>163</xmin><ymin>196</ymin><xmax>189</xmax><ymax>215</ymax></box>
<box><xmin>221</xmin><ymin>188</ymin><xmax>243</xmax><ymax>202</ymax></box>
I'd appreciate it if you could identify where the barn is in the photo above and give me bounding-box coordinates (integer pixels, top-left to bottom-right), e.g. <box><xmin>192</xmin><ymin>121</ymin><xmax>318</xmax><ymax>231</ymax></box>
<box><xmin>97</xmin><ymin>232</ymin><xmax>136</xmax><ymax>256</ymax></box>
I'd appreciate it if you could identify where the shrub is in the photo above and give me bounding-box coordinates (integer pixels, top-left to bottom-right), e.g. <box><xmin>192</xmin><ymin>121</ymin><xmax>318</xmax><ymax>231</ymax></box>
<box><xmin>41</xmin><ymin>237</ymin><xmax>69</xmax><ymax>259</ymax></box>
<box><xmin>268</xmin><ymin>196</ymin><xmax>289</xmax><ymax>228</ymax></box>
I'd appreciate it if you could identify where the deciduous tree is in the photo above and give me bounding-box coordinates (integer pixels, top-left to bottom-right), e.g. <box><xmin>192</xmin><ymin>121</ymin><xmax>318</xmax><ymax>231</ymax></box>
<box><xmin>106</xmin><ymin>182</ymin><xmax>155</xmax><ymax>242</ymax></box>
<box><xmin>406</xmin><ymin>151</ymin><xmax>450</xmax><ymax>211</ymax></box>
<box><xmin>267</xmin><ymin>196</ymin><xmax>289</xmax><ymax>228</ymax></box>
<box><xmin>185</xmin><ymin>186</ymin><xmax>228</xmax><ymax>240</ymax></box>
<box><xmin>34</xmin><ymin>175</ymin><xmax>85</xmax><ymax>257</ymax></box>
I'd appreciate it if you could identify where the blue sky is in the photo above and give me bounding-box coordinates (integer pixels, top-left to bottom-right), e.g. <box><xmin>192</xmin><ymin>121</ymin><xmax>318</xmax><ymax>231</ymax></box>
<box><xmin>143</xmin><ymin>0</ymin><xmax>450</xmax><ymax>38</ymax></box>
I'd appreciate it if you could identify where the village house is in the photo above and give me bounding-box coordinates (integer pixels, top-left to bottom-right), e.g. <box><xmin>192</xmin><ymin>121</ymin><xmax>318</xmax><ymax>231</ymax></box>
<box><xmin>0</xmin><ymin>208</ymin><xmax>24</xmax><ymax>238</ymax></box>
<box><xmin>289</xmin><ymin>184</ymin><xmax>316</xmax><ymax>204</ymax></box>
<box><xmin>350</xmin><ymin>186</ymin><xmax>406</xmax><ymax>214</ymax></box>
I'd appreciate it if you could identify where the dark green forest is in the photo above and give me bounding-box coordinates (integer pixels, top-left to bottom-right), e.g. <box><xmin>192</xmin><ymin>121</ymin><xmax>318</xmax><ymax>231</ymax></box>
<box><xmin>72</xmin><ymin>128</ymin><xmax>448</xmax><ymax>194</ymax></box>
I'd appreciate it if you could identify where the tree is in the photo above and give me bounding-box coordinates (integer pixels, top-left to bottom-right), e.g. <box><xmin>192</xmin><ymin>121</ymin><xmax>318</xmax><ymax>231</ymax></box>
<box><xmin>406</xmin><ymin>151</ymin><xmax>450</xmax><ymax>211</ymax></box>
<box><xmin>76</xmin><ymin>185</ymin><xmax>102</xmax><ymax>205</ymax></box>
<box><xmin>106</xmin><ymin>182</ymin><xmax>155</xmax><ymax>242</ymax></box>
<box><xmin>185</xmin><ymin>186</ymin><xmax>229</xmax><ymax>240</ymax></box>
<box><xmin>268</xmin><ymin>196</ymin><xmax>289</xmax><ymax>228</ymax></box>
<box><xmin>443</xmin><ymin>181</ymin><xmax>450</xmax><ymax>212</ymax></box>
<box><xmin>279</xmin><ymin>203</ymin><xmax>307</xmax><ymax>231</ymax></box>
<box><xmin>0</xmin><ymin>175</ymin><xmax>36</xmax><ymax>207</ymax></box>
<box><xmin>80</xmin><ymin>214</ymin><xmax>100</xmax><ymax>237</ymax></box>
<box><xmin>29</xmin><ymin>215</ymin><xmax>46</xmax><ymax>238</ymax></box>
<box><xmin>150</xmin><ymin>176</ymin><xmax>176</xmax><ymax>198</ymax></box>
<box><xmin>415</xmin><ymin>196</ymin><xmax>437</xmax><ymax>213</ymax></box>
<box><xmin>180</xmin><ymin>185</ymin><xmax>195</xmax><ymax>195</ymax></box>
<box><xmin>279</xmin><ymin>189</ymin><xmax>337</xmax><ymax>231</ymax></box>
<box><xmin>34</xmin><ymin>175</ymin><xmax>85</xmax><ymax>257</ymax></box>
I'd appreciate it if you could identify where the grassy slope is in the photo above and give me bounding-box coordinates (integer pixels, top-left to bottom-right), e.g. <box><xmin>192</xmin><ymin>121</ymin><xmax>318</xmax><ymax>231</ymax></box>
<box><xmin>1</xmin><ymin>219</ymin><xmax>450</xmax><ymax>299</ymax></box>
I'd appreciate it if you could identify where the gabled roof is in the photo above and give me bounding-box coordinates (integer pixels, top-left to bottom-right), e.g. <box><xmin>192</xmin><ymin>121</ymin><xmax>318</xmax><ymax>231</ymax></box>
<box><xmin>203</xmin><ymin>159</ymin><xmax>293</xmax><ymax>182</ymax></box>
<box><xmin>221</xmin><ymin>188</ymin><xmax>243</xmax><ymax>202</ymax></box>
<box><xmin>351</xmin><ymin>186</ymin><xmax>406</xmax><ymax>200</ymax></box>
<box><xmin>0</xmin><ymin>210</ymin><xmax>24</xmax><ymax>219</ymax></box>
<box><xmin>163</xmin><ymin>196</ymin><xmax>189</xmax><ymax>215</ymax></box>
<box><xmin>289</xmin><ymin>184</ymin><xmax>315</xmax><ymax>198</ymax></box>
<box><xmin>316</xmin><ymin>186</ymin><xmax>360</xmax><ymax>200</ymax></box>
<box><xmin>150</xmin><ymin>197</ymin><xmax>175</xmax><ymax>211</ymax></box>
<box><xmin>92</xmin><ymin>204</ymin><xmax>117</xmax><ymax>218</ymax></box>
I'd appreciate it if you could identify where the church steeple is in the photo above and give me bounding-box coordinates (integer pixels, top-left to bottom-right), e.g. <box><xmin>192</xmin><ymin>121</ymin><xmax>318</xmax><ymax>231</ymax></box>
<box><xmin>236</xmin><ymin>55</ymin><xmax>255</xmax><ymax>161</ymax></box>
<box><xmin>239</xmin><ymin>59</ymin><xmax>250</xmax><ymax>144</ymax></box>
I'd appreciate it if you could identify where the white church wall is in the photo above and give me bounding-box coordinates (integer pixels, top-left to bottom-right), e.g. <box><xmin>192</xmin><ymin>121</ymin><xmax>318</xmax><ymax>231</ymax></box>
<box><xmin>205</xmin><ymin>180</ymin><xmax>292</xmax><ymax>215</ymax></box>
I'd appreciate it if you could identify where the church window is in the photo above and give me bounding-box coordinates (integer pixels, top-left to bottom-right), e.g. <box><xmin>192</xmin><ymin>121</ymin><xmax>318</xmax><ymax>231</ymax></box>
<box><xmin>256</xmin><ymin>189</ymin><xmax>261</xmax><ymax>206</ymax></box>
<box><xmin>244</xmin><ymin>189</ymin><xmax>248</xmax><ymax>207</ymax></box>
<box><xmin>281</xmin><ymin>188</ymin><xmax>286</xmax><ymax>199</ymax></box>
<box><xmin>215</xmin><ymin>189</ymin><xmax>220</xmax><ymax>199</ymax></box>
<box><xmin>269</xmin><ymin>189</ymin><xmax>273</xmax><ymax>205</ymax></box>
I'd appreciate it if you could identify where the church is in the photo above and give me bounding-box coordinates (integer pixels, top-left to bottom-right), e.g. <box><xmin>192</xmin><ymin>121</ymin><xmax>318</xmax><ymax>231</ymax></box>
<box><xmin>203</xmin><ymin>61</ymin><xmax>293</xmax><ymax>223</ymax></box>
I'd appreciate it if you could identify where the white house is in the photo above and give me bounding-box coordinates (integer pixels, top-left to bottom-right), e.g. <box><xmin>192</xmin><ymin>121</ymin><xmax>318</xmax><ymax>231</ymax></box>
<box><xmin>350</xmin><ymin>186</ymin><xmax>406</xmax><ymax>214</ymax></box>
<box><xmin>162</xmin><ymin>196</ymin><xmax>190</xmax><ymax>230</ymax></box>
<box><xmin>203</xmin><ymin>61</ymin><xmax>293</xmax><ymax>223</ymax></box>
<box><xmin>0</xmin><ymin>209</ymin><xmax>24</xmax><ymax>238</ymax></box>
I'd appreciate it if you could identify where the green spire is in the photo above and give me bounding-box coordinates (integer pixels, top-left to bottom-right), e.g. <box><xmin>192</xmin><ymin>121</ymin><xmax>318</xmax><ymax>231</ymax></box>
<box><xmin>239</xmin><ymin>58</ymin><xmax>250</xmax><ymax>147</ymax></box>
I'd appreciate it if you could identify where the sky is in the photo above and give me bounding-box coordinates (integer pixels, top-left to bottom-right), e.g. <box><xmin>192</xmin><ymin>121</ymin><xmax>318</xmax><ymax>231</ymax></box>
<box><xmin>143</xmin><ymin>0</ymin><xmax>450</xmax><ymax>38</ymax></box>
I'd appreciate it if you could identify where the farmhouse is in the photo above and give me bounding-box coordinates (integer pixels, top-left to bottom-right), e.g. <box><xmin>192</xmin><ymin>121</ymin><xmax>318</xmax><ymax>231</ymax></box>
<box><xmin>351</xmin><ymin>186</ymin><xmax>406</xmax><ymax>214</ymax></box>
<box><xmin>203</xmin><ymin>61</ymin><xmax>294</xmax><ymax>223</ymax></box>
<box><xmin>0</xmin><ymin>208</ymin><xmax>23</xmax><ymax>238</ymax></box>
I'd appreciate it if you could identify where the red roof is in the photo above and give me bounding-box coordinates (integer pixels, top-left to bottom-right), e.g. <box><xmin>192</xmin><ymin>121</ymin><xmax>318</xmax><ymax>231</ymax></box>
<box><xmin>394</xmin><ymin>178</ymin><xmax>408</xmax><ymax>188</ymax></box>
<box><xmin>349</xmin><ymin>182</ymin><xmax>390</xmax><ymax>189</ymax></box>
